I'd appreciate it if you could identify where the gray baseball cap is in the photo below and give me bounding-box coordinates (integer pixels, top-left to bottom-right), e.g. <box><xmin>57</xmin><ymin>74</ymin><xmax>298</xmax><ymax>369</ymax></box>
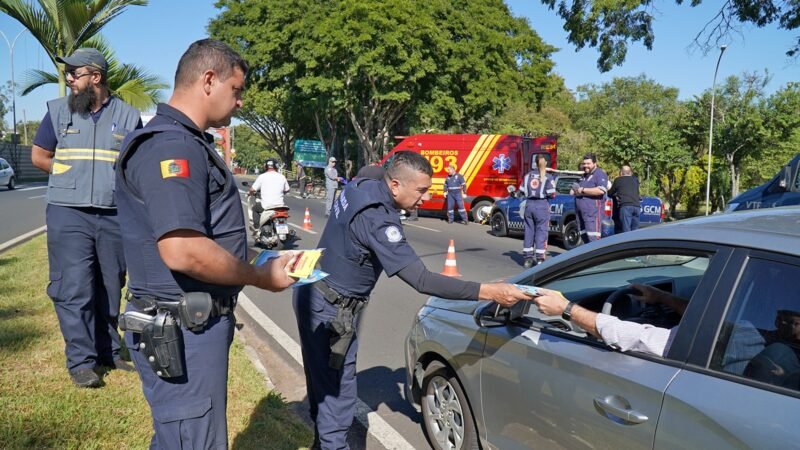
<box><xmin>56</xmin><ymin>48</ymin><xmax>108</xmax><ymax>72</ymax></box>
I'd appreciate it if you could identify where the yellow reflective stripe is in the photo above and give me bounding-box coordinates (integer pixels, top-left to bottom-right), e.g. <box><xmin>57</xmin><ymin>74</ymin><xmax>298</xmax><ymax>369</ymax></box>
<box><xmin>459</xmin><ymin>135</ymin><xmax>489</xmax><ymax>183</ymax></box>
<box><xmin>55</xmin><ymin>155</ymin><xmax>117</xmax><ymax>162</ymax></box>
<box><xmin>57</xmin><ymin>148</ymin><xmax>119</xmax><ymax>156</ymax></box>
<box><xmin>464</xmin><ymin>134</ymin><xmax>501</xmax><ymax>187</ymax></box>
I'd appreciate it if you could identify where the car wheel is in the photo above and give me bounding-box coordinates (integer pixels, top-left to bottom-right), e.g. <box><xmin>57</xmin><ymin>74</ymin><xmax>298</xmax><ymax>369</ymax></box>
<box><xmin>490</xmin><ymin>212</ymin><xmax>507</xmax><ymax>237</ymax></box>
<box><xmin>562</xmin><ymin>219</ymin><xmax>581</xmax><ymax>250</ymax></box>
<box><xmin>470</xmin><ymin>200</ymin><xmax>492</xmax><ymax>223</ymax></box>
<box><xmin>8</xmin><ymin>176</ymin><xmax>15</xmax><ymax>190</ymax></box>
<box><xmin>421</xmin><ymin>366</ymin><xmax>479</xmax><ymax>450</ymax></box>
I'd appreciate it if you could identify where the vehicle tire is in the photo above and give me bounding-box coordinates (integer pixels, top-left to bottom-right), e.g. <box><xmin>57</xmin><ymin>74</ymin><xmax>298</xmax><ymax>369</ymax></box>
<box><xmin>561</xmin><ymin>219</ymin><xmax>581</xmax><ymax>250</ymax></box>
<box><xmin>420</xmin><ymin>366</ymin><xmax>480</xmax><ymax>450</ymax></box>
<box><xmin>7</xmin><ymin>176</ymin><xmax>15</xmax><ymax>190</ymax></box>
<box><xmin>490</xmin><ymin>212</ymin><xmax>508</xmax><ymax>237</ymax></box>
<box><xmin>470</xmin><ymin>200</ymin><xmax>492</xmax><ymax>223</ymax></box>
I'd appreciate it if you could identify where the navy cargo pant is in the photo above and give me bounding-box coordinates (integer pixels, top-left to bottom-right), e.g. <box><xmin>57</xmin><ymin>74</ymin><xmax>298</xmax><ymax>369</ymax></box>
<box><xmin>293</xmin><ymin>284</ymin><xmax>360</xmax><ymax>450</ymax></box>
<box><xmin>446</xmin><ymin>191</ymin><xmax>468</xmax><ymax>223</ymax></box>
<box><xmin>46</xmin><ymin>204</ymin><xmax>126</xmax><ymax>373</ymax></box>
<box><xmin>577</xmin><ymin>200</ymin><xmax>603</xmax><ymax>244</ymax></box>
<box><xmin>523</xmin><ymin>199</ymin><xmax>550</xmax><ymax>261</ymax></box>
<box><xmin>125</xmin><ymin>307</ymin><xmax>234</xmax><ymax>450</ymax></box>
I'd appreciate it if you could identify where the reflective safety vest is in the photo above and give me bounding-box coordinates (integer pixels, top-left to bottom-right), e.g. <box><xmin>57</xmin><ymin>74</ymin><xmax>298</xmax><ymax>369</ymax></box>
<box><xmin>46</xmin><ymin>96</ymin><xmax>140</xmax><ymax>208</ymax></box>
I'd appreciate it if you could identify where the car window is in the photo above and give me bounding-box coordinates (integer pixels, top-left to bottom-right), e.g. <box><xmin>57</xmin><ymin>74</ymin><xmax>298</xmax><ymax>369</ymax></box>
<box><xmin>0</xmin><ymin>161</ymin><xmax>7</xmax><ymax>170</ymax></box>
<box><xmin>709</xmin><ymin>258</ymin><xmax>800</xmax><ymax>393</ymax></box>
<box><xmin>794</xmin><ymin>168</ymin><xmax>800</xmax><ymax>190</ymax></box>
<box><xmin>522</xmin><ymin>250</ymin><xmax>713</xmax><ymax>345</ymax></box>
<box><xmin>555</xmin><ymin>176</ymin><xmax>578</xmax><ymax>194</ymax></box>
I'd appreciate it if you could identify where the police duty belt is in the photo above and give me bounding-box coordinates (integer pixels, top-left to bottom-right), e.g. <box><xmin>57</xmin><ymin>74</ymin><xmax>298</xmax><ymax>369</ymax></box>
<box><xmin>315</xmin><ymin>281</ymin><xmax>369</xmax><ymax>370</ymax></box>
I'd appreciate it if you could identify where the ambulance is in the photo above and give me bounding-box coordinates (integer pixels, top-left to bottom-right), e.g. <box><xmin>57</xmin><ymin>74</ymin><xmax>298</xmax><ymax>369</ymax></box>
<box><xmin>381</xmin><ymin>134</ymin><xmax>558</xmax><ymax>222</ymax></box>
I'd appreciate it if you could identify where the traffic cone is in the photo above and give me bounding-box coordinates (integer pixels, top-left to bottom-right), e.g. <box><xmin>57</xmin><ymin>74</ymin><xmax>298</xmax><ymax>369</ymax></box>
<box><xmin>440</xmin><ymin>239</ymin><xmax>462</xmax><ymax>277</ymax></box>
<box><xmin>303</xmin><ymin>207</ymin><xmax>313</xmax><ymax>230</ymax></box>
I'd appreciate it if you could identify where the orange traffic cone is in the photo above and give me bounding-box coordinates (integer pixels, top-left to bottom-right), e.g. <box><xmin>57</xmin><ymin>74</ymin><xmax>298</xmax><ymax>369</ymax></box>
<box><xmin>440</xmin><ymin>239</ymin><xmax>462</xmax><ymax>277</ymax></box>
<box><xmin>303</xmin><ymin>207</ymin><xmax>313</xmax><ymax>230</ymax></box>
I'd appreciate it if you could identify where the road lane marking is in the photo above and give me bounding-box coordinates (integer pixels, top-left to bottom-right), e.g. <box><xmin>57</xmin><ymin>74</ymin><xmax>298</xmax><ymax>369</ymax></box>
<box><xmin>288</xmin><ymin>222</ymin><xmax>317</xmax><ymax>234</ymax></box>
<box><xmin>238</xmin><ymin>293</ymin><xmax>415</xmax><ymax>450</ymax></box>
<box><xmin>402</xmin><ymin>222</ymin><xmax>440</xmax><ymax>232</ymax></box>
<box><xmin>0</xmin><ymin>225</ymin><xmax>47</xmax><ymax>254</ymax></box>
<box><xmin>15</xmin><ymin>185</ymin><xmax>48</xmax><ymax>192</ymax></box>
<box><xmin>28</xmin><ymin>194</ymin><xmax>46</xmax><ymax>199</ymax></box>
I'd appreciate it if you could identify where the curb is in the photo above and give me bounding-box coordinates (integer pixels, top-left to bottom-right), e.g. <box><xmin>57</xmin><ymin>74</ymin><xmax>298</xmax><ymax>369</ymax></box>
<box><xmin>0</xmin><ymin>226</ymin><xmax>47</xmax><ymax>254</ymax></box>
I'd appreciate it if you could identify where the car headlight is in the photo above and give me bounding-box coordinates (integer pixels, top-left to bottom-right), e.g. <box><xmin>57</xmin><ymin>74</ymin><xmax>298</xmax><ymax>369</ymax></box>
<box><xmin>724</xmin><ymin>203</ymin><xmax>740</xmax><ymax>213</ymax></box>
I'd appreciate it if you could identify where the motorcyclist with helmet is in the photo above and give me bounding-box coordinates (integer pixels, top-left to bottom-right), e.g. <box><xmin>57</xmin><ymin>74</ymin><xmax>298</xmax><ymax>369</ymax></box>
<box><xmin>248</xmin><ymin>158</ymin><xmax>290</xmax><ymax>233</ymax></box>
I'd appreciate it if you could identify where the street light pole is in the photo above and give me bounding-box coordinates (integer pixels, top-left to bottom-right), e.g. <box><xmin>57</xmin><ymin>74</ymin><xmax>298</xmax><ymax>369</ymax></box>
<box><xmin>0</xmin><ymin>28</ymin><xmax>28</xmax><ymax>167</ymax></box>
<box><xmin>705</xmin><ymin>44</ymin><xmax>727</xmax><ymax>215</ymax></box>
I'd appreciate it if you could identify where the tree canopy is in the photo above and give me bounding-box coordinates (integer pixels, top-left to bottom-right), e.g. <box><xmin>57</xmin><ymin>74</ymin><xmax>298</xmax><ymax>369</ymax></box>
<box><xmin>541</xmin><ymin>0</ymin><xmax>800</xmax><ymax>71</ymax></box>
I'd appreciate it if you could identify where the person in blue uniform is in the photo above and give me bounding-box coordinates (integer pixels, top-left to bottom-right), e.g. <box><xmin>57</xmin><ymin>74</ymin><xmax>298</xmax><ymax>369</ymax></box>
<box><xmin>443</xmin><ymin>164</ymin><xmax>468</xmax><ymax>224</ymax></box>
<box><xmin>30</xmin><ymin>48</ymin><xmax>142</xmax><ymax>388</ymax></box>
<box><xmin>571</xmin><ymin>153</ymin><xmax>609</xmax><ymax>244</ymax></box>
<box><xmin>293</xmin><ymin>151</ymin><xmax>534</xmax><ymax>449</ymax></box>
<box><xmin>115</xmin><ymin>39</ymin><xmax>297</xmax><ymax>450</ymax></box>
<box><xmin>521</xmin><ymin>154</ymin><xmax>556</xmax><ymax>268</ymax></box>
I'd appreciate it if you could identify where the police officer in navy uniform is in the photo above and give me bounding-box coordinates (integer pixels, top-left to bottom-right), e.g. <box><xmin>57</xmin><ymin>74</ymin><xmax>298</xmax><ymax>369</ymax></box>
<box><xmin>293</xmin><ymin>151</ymin><xmax>534</xmax><ymax>449</ymax></box>
<box><xmin>521</xmin><ymin>154</ymin><xmax>555</xmax><ymax>268</ymax></box>
<box><xmin>115</xmin><ymin>39</ymin><xmax>297</xmax><ymax>450</ymax></box>
<box><xmin>443</xmin><ymin>163</ymin><xmax>468</xmax><ymax>224</ymax></box>
<box><xmin>30</xmin><ymin>48</ymin><xmax>142</xmax><ymax>388</ymax></box>
<box><xmin>571</xmin><ymin>152</ymin><xmax>609</xmax><ymax>244</ymax></box>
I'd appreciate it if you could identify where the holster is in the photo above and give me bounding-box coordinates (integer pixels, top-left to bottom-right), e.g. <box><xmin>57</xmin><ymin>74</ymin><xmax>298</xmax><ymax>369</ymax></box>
<box><xmin>139</xmin><ymin>309</ymin><xmax>185</xmax><ymax>378</ymax></box>
<box><xmin>316</xmin><ymin>282</ymin><xmax>368</xmax><ymax>370</ymax></box>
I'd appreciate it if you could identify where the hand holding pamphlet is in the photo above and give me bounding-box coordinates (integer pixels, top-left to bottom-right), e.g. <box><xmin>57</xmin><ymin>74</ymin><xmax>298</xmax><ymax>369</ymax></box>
<box><xmin>514</xmin><ymin>284</ymin><xmax>543</xmax><ymax>297</ymax></box>
<box><xmin>251</xmin><ymin>249</ymin><xmax>328</xmax><ymax>287</ymax></box>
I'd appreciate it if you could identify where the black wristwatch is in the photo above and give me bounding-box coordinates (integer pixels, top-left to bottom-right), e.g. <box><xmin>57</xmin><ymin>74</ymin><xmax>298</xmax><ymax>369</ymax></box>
<box><xmin>562</xmin><ymin>302</ymin><xmax>575</xmax><ymax>321</ymax></box>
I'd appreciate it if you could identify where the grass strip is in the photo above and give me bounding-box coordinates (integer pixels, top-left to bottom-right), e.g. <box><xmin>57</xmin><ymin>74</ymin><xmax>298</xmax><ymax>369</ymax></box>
<box><xmin>0</xmin><ymin>235</ymin><xmax>311</xmax><ymax>449</ymax></box>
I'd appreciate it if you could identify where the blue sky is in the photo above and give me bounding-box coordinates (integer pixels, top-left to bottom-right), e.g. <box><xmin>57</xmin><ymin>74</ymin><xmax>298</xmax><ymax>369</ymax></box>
<box><xmin>1</xmin><ymin>1</ymin><xmax>798</xmax><ymax>128</ymax></box>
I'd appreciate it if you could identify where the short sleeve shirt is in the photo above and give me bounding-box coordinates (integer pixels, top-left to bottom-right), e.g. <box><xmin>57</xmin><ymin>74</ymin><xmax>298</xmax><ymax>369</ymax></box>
<box><xmin>579</xmin><ymin>168</ymin><xmax>609</xmax><ymax>198</ymax></box>
<box><xmin>124</xmin><ymin>105</ymin><xmax>221</xmax><ymax>240</ymax></box>
<box><xmin>351</xmin><ymin>203</ymin><xmax>419</xmax><ymax>277</ymax></box>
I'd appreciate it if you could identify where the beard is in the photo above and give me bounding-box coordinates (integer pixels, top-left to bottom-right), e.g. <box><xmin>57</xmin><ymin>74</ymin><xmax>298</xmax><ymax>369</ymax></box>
<box><xmin>68</xmin><ymin>86</ymin><xmax>97</xmax><ymax>115</ymax></box>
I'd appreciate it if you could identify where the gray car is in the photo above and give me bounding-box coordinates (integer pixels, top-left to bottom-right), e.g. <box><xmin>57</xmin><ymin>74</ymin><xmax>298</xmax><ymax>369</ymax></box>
<box><xmin>406</xmin><ymin>206</ymin><xmax>800</xmax><ymax>449</ymax></box>
<box><xmin>0</xmin><ymin>157</ymin><xmax>15</xmax><ymax>190</ymax></box>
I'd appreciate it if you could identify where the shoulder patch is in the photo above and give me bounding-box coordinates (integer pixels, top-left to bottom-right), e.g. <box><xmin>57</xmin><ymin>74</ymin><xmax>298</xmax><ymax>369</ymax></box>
<box><xmin>385</xmin><ymin>226</ymin><xmax>403</xmax><ymax>243</ymax></box>
<box><xmin>160</xmin><ymin>159</ymin><xmax>190</xmax><ymax>178</ymax></box>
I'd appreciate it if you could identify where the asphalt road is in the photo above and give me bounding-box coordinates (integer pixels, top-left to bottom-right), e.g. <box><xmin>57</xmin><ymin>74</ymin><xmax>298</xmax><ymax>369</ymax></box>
<box><xmin>236</xmin><ymin>178</ymin><xmax>568</xmax><ymax>449</ymax></box>
<box><xmin>0</xmin><ymin>182</ymin><xmax>49</xmax><ymax>245</ymax></box>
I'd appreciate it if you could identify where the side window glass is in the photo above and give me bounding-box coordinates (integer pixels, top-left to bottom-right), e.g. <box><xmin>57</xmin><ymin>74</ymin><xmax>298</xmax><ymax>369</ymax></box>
<box><xmin>0</xmin><ymin>161</ymin><xmax>7</xmax><ymax>170</ymax></box>
<box><xmin>794</xmin><ymin>168</ymin><xmax>800</xmax><ymax>190</ymax></box>
<box><xmin>710</xmin><ymin>258</ymin><xmax>800</xmax><ymax>393</ymax></box>
<box><xmin>555</xmin><ymin>177</ymin><xmax>576</xmax><ymax>195</ymax></box>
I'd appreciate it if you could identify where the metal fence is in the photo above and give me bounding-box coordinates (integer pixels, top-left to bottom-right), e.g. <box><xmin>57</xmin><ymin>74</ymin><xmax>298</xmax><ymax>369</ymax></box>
<box><xmin>0</xmin><ymin>143</ymin><xmax>41</xmax><ymax>180</ymax></box>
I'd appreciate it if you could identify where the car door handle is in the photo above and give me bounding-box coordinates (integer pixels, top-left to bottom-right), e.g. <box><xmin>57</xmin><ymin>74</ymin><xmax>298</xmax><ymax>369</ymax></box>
<box><xmin>593</xmin><ymin>395</ymin><xmax>649</xmax><ymax>424</ymax></box>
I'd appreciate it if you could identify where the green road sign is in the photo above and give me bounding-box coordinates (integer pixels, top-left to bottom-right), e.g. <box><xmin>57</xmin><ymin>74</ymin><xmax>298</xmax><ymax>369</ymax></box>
<box><xmin>294</xmin><ymin>139</ymin><xmax>328</xmax><ymax>168</ymax></box>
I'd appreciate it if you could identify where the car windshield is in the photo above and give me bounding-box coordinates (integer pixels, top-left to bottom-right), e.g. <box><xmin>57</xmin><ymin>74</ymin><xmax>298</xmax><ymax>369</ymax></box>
<box><xmin>561</xmin><ymin>255</ymin><xmax>704</xmax><ymax>279</ymax></box>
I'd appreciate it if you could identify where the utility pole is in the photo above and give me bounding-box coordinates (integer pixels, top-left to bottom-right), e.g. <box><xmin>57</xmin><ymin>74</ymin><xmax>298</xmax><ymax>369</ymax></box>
<box><xmin>705</xmin><ymin>45</ymin><xmax>728</xmax><ymax>215</ymax></box>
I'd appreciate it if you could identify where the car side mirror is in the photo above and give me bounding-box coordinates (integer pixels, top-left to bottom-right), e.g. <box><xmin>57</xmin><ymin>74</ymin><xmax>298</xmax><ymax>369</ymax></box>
<box><xmin>473</xmin><ymin>302</ymin><xmax>510</xmax><ymax>328</ymax></box>
<box><xmin>778</xmin><ymin>165</ymin><xmax>791</xmax><ymax>191</ymax></box>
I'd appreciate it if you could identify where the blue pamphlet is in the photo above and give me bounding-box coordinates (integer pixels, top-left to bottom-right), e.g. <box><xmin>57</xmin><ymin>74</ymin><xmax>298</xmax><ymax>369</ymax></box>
<box><xmin>514</xmin><ymin>284</ymin><xmax>542</xmax><ymax>296</ymax></box>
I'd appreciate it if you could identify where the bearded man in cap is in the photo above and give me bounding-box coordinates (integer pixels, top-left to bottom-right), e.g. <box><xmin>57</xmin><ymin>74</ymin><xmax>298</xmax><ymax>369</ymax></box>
<box><xmin>31</xmin><ymin>48</ymin><xmax>142</xmax><ymax>388</ymax></box>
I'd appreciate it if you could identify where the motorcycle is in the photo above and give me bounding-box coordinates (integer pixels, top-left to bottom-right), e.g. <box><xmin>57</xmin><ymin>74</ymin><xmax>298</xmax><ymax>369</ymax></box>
<box><xmin>247</xmin><ymin>192</ymin><xmax>296</xmax><ymax>249</ymax></box>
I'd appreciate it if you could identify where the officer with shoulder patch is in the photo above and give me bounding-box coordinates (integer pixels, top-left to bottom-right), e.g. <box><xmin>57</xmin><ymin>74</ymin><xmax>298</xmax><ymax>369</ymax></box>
<box><xmin>293</xmin><ymin>151</ymin><xmax>535</xmax><ymax>449</ymax></box>
<box><xmin>30</xmin><ymin>48</ymin><xmax>141</xmax><ymax>388</ymax></box>
<box><xmin>443</xmin><ymin>163</ymin><xmax>468</xmax><ymax>224</ymax></box>
<box><xmin>571</xmin><ymin>152</ymin><xmax>609</xmax><ymax>244</ymax></box>
<box><xmin>521</xmin><ymin>154</ymin><xmax>556</xmax><ymax>268</ymax></box>
<box><xmin>115</xmin><ymin>39</ymin><xmax>297</xmax><ymax>450</ymax></box>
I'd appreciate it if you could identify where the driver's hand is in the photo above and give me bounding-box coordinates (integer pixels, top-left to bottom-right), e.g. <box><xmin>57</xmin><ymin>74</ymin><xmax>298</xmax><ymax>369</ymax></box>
<box><xmin>629</xmin><ymin>283</ymin><xmax>664</xmax><ymax>305</ymax></box>
<box><xmin>532</xmin><ymin>288</ymin><xmax>570</xmax><ymax>316</ymax></box>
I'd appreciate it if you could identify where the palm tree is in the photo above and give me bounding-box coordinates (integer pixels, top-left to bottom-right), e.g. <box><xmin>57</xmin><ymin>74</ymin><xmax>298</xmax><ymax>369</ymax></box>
<box><xmin>0</xmin><ymin>0</ymin><xmax>148</xmax><ymax>96</ymax></box>
<box><xmin>19</xmin><ymin>36</ymin><xmax>168</xmax><ymax>110</ymax></box>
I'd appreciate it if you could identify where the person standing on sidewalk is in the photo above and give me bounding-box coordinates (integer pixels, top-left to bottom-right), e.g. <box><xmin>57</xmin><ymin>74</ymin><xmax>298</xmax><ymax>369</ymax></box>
<box><xmin>521</xmin><ymin>154</ymin><xmax>555</xmax><ymax>268</ymax></box>
<box><xmin>608</xmin><ymin>165</ymin><xmax>641</xmax><ymax>232</ymax></box>
<box><xmin>30</xmin><ymin>48</ymin><xmax>142</xmax><ymax>388</ymax></box>
<box><xmin>325</xmin><ymin>156</ymin><xmax>339</xmax><ymax>217</ymax></box>
<box><xmin>443</xmin><ymin>164</ymin><xmax>468</xmax><ymax>224</ymax></box>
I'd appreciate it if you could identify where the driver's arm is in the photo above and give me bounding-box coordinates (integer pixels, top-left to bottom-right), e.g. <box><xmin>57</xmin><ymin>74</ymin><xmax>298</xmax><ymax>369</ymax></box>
<box><xmin>533</xmin><ymin>288</ymin><xmax>674</xmax><ymax>357</ymax></box>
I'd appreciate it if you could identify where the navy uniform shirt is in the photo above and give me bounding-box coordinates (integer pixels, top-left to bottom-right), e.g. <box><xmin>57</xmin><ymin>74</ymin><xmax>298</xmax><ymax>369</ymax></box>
<box><xmin>444</xmin><ymin>173</ymin><xmax>465</xmax><ymax>195</ymax></box>
<box><xmin>522</xmin><ymin>169</ymin><xmax>555</xmax><ymax>199</ymax></box>
<box><xmin>319</xmin><ymin>179</ymin><xmax>419</xmax><ymax>297</ymax></box>
<box><xmin>576</xmin><ymin>167</ymin><xmax>609</xmax><ymax>211</ymax></box>
<box><xmin>116</xmin><ymin>103</ymin><xmax>247</xmax><ymax>300</ymax></box>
